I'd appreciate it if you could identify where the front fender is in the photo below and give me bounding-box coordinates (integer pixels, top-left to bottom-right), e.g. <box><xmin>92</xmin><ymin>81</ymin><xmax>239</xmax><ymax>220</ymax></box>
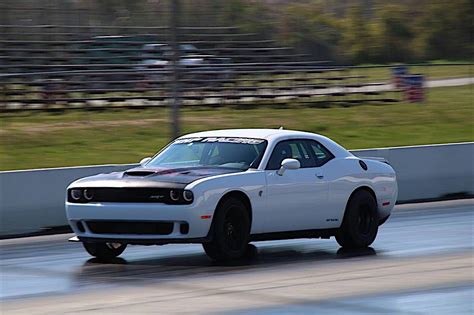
<box><xmin>186</xmin><ymin>170</ymin><xmax>267</xmax><ymax>233</ymax></box>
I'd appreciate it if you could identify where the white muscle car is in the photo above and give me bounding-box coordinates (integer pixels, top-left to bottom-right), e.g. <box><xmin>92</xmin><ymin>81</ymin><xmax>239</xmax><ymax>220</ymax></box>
<box><xmin>66</xmin><ymin>129</ymin><xmax>397</xmax><ymax>261</ymax></box>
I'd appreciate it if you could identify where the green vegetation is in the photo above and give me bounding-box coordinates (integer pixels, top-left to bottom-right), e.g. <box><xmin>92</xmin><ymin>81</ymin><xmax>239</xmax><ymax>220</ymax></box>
<box><xmin>1</xmin><ymin>85</ymin><xmax>472</xmax><ymax>171</ymax></box>
<box><xmin>7</xmin><ymin>1</ymin><xmax>471</xmax><ymax>65</ymax></box>
<box><xmin>230</xmin><ymin>0</ymin><xmax>473</xmax><ymax>64</ymax></box>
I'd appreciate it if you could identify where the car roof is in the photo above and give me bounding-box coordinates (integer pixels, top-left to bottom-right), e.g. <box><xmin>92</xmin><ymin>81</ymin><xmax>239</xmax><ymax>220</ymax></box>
<box><xmin>181</xmin><ymin>128</ymin><xmax>312</xmax><ymax>139</ymax></box>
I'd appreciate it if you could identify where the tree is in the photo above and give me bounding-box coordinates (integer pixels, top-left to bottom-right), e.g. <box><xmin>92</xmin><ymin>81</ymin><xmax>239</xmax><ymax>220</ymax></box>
<box><xmin>278</xmin><ymin>1</ymin><xmax>341</xmax><ymax>61</ymax></box>
<box><xmin>339</xmin><ymin>4</ymin><xmax>374</xmax><ymax>63</ymax></box>
<box><xmin>414</xmin><ymin>0</ymin><xmax>473</xmax><ymax>60</ymax></box>
<box><xmin>370</xmin><ymin>3</ymin><xmax>415</xmax><ymax>63</ymax></box>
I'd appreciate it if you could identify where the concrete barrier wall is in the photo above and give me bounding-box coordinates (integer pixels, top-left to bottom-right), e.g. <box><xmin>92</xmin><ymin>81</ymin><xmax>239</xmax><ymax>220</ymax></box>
<box><xmin>0</xmin><ymin>164</ymin><xmax>136</xmax><ymax>236</ymax></box>
<box><xmin>352</xmin><ymin>142</ymin><xmax>474</xmax><ymax>202</ymax></box>
<box><xmin>1</xmin><ymin>142</ymin><xmax>472</xmax><ymax>237</ymax></box>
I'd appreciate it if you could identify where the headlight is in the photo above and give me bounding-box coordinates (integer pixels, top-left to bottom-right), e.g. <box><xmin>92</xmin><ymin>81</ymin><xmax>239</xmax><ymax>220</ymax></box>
<box><xmin>71</xmin><ymin>189</ymin><xmax>82</xmax><ymax>201</ymax></box>
<box><xmin>183</xmin><ymin>190</ymin><xmax>193</xmax><ymax>202</ymax></box>
<box><xmin>83</xmin><ymin>189</ymin><xmax>94</xmax><ymax>201</ymax></box>
<box><xmin>170</xmin><ymin>190</ymin><xmax>180</xmax><ymax>201</ymax></box>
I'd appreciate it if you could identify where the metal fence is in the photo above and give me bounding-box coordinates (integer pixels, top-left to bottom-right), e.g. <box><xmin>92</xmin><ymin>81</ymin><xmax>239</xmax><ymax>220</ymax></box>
<box><xmin>0</xmin><ymin>24</ymin><xmax>402</xmax><ymax>115</ymax></box>
<box><xmin>3</xmin><ymin>14</ymin><xmax>470</xmax><ymax>136</ymax></box>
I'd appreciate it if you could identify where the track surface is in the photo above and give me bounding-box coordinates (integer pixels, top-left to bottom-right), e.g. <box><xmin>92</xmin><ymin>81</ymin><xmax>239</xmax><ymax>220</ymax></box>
<box><xmin>1</xmin><ymin>199</ymin><xmax>473</xmax><ymax>314</ymax></box>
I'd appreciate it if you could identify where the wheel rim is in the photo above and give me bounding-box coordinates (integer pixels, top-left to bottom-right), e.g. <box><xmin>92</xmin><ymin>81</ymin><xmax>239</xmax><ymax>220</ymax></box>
<box><xmin>106</xmin><ymin>243</ymin><xmax>122</xmax><ymax>250</ymax></box>
<box><xmin>357</xmin><ymin>205</ymin><xmax>373</xmax><ymax>236</ymax></box>
<box><xmin>223</xmin><ymin>207</ymin><xmax>246</xmax><ymax>251</ymax></box>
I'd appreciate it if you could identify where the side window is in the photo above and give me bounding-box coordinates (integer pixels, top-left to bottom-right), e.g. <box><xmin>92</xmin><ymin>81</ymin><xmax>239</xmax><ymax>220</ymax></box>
<box><xmin>307</xmin><ymin>140</ymin><xmax>334</xmax><ymax>166</ymax></box>
<box><xmin>266</xmin><ymin>140</ymin><xmax>317</xmax><ymax>170</ymax></box>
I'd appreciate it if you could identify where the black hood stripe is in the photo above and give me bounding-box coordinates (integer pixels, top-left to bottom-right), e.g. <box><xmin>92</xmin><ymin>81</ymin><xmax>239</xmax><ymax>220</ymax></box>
<box><xmin>72</xmin><ymin>166</ymin><xmax>243</xmax><ymax>188</ymax></box>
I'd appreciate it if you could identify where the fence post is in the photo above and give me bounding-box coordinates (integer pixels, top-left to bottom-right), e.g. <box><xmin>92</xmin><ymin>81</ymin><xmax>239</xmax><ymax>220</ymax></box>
<box><xmin>170</xmin><ymin>0</ymin><xmax>182</xmax><ymax>139</ymax></box>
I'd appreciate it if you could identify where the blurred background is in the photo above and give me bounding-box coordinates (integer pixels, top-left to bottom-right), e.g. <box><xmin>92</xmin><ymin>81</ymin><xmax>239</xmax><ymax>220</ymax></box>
<box><xmin>0</xmin><ymin>2</ymin><xmax>473</xmax><ymax>313</ymax></box>
<box><xmin>0</xmin><ymin>0</ymin><xmax>472</xmax><ymax>170</ymax></box>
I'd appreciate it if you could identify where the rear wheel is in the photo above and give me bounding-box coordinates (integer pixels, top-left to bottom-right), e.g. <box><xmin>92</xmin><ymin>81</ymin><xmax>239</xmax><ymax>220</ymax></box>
<box><xmin>82</xmin><ymin>242</ymin><xmax>127</xmax><ymax>260</ymax></box>
<box><xmin>203</xmin><ymin>197</ymin><xmax>250</xmax><ymax>262</ymax></box>
<box><xmin>336</xmin><ymin>190</ymin><xmax>378</xmax><ymax>248</ymax></box>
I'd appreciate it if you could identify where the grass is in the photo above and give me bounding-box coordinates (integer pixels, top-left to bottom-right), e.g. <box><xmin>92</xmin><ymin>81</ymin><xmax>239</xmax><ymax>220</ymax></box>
<box><xmin>229</xmin><ymin>63</ymin><xmax>472</xmax><ymax>88</ymax></box>
<box><xmin>350</xmin><ymin>63</ymin><xmax>473</xmax><ymax>83</ymax></box>
<box><xmin>0</xmin><ymin>84</ymin><xmax>473</xmax><ymax>170</ymax></box>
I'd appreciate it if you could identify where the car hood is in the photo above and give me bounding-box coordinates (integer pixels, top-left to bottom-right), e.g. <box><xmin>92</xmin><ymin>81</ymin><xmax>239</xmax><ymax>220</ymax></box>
<box><xmin>69</xmin><ymin>166</ymin><xmax>244</xmax><ymax>189</ymax></box>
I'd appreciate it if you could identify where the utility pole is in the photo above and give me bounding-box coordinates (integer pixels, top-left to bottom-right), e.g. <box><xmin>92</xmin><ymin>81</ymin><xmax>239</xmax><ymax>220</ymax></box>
<box><xmin>170</xmin><ymin>0</ymin><xmax>181</xmax><ymax>139</ymax></box>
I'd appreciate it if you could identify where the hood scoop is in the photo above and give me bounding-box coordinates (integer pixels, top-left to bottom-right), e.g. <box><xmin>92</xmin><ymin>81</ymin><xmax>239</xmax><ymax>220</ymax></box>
<box><xmin>124</xmin><ymin>170</ymin><xmax>156</xmax><ymax>177</ymax></box>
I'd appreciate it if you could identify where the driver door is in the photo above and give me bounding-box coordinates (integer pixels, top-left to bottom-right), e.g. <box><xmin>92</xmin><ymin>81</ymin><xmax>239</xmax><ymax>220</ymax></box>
<box><xmin>263</xmin><ymin>139</ymin><xmax>329</xmax><ymax>232</ymax></box>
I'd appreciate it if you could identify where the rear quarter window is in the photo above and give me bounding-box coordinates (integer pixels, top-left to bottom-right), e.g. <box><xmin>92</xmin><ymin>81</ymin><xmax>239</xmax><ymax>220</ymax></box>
<box><xmin>307</xmin><ymin>140</ymin><xmax>335</xmax><ymax>166</ymax></box>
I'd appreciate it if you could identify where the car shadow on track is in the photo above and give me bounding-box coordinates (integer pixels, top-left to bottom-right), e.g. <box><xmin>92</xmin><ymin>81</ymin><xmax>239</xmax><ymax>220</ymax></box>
<box><xmin>73</xmin><ymin>244</ymin><xmax>377</xmax><ymax>287</ymax></box>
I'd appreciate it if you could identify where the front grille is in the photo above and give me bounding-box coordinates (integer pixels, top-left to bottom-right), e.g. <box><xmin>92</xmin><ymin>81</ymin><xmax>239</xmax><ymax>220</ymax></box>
<box><xmin>86</xmin><ymin>220</ymin><xmax>174</xmax><ymax>235</ymax></box>
<box><xmin>90</xmin><ymin>188</ymin><xmax>170</xmax><ymax>203</ymax></box>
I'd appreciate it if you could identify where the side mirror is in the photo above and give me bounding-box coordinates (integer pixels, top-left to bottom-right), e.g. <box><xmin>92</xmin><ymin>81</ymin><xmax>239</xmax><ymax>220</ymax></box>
<box><xmin>140</xmin><ymin>157</ymin><xmax>152</xmax><ymax>166</ymax></box>
<box><xmin>277</xmin><ymin>158</ymin><xmax>300</xmax><ymax>176</ymax></box>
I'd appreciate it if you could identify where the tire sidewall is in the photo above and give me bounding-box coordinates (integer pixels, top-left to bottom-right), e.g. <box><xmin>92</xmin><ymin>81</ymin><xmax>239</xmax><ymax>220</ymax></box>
<box><xmin>83</xmin><ymin>242</ymin><xmax>127</xmax><ymax>260</ymax></box>
<box><xmin>210</xmin><ymin>197</ymin><xmax>251</xmax><ymax>260</ymax></box>
<box><xmin>341</xmin><ymin>190</ymin><xmax>378</xmax><ymax>247</ymax></box>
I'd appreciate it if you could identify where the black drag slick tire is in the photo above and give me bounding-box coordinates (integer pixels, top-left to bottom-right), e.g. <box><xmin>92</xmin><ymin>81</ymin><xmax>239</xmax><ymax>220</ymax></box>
<box><xmin>336</xmin><ymin>190</ymin><xmax>378</xmax><ymax>249</ymax></box>
<box><xmin>203</xmin><ymin>197</ymin><xmax>250</xmax><ymax>262</ymax></box>
<box><xmin>82</xmin><ymin>242</ymin><xmax>127</xmax><ymax>260</ymax></box>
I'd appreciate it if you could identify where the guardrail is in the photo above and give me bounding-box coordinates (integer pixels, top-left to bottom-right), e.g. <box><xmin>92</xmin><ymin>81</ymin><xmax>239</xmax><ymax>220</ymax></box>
<box><xmin>0</xmin><ymin>142</ymin><xmax>472</xmax><ymax>237</ymax></box>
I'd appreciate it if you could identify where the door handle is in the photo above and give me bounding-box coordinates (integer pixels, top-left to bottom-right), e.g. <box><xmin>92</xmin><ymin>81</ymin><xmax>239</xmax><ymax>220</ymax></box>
<box><xmin>316</xmin><ymin>174</ymin><xmax>324</xmax><ymax>179</ymax></box>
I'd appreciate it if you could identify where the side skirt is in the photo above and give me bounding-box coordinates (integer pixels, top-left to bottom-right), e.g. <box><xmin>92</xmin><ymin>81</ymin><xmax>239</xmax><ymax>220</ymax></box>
<box><xmin>74</xmin><ymin>228</ymin><xmax>339</xmax><ymax>245</ymax></box>
<box><xmin>250</xmin><ymin>228</ymin><xmax>339</xmax><ymax>242</ymax></box>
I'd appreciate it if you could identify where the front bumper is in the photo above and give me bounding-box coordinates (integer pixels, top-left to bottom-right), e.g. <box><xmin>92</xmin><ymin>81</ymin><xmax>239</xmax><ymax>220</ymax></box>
<box><xmin>66</xmin><ymin>201</ymin><xmax>214</xmax><ymax>241</ymax></box>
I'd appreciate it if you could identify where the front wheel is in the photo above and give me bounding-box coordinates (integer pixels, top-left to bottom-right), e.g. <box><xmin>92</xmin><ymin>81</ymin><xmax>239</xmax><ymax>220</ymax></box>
<box><xmin>336</xmin><ymin>190</ymin><xmax>378</xmax><ymax>249</ymax></box>
<box><xmin>82</xmin><ymin>242</ymin><xmax>127</xmax><ymax>260</ymax></box>
<box><xmin>203</xmin><ymin>197</ymin><xmax>250</xmax><ymax>262</ymax></box>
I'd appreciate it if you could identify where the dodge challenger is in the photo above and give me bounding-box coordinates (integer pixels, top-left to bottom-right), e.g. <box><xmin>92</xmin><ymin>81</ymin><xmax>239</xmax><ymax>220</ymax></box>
<box><xmin>66</xmin><ymin>129</ymin><xmax>397</xmax><ymax>261</ymax></box>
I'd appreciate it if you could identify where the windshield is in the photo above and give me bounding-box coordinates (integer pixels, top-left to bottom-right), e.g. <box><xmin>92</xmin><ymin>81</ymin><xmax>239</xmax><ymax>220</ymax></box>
<box><xmin>146</xmin><ymin>137</ymin><xmax>267</xmax><ymax>170</ymax></box>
